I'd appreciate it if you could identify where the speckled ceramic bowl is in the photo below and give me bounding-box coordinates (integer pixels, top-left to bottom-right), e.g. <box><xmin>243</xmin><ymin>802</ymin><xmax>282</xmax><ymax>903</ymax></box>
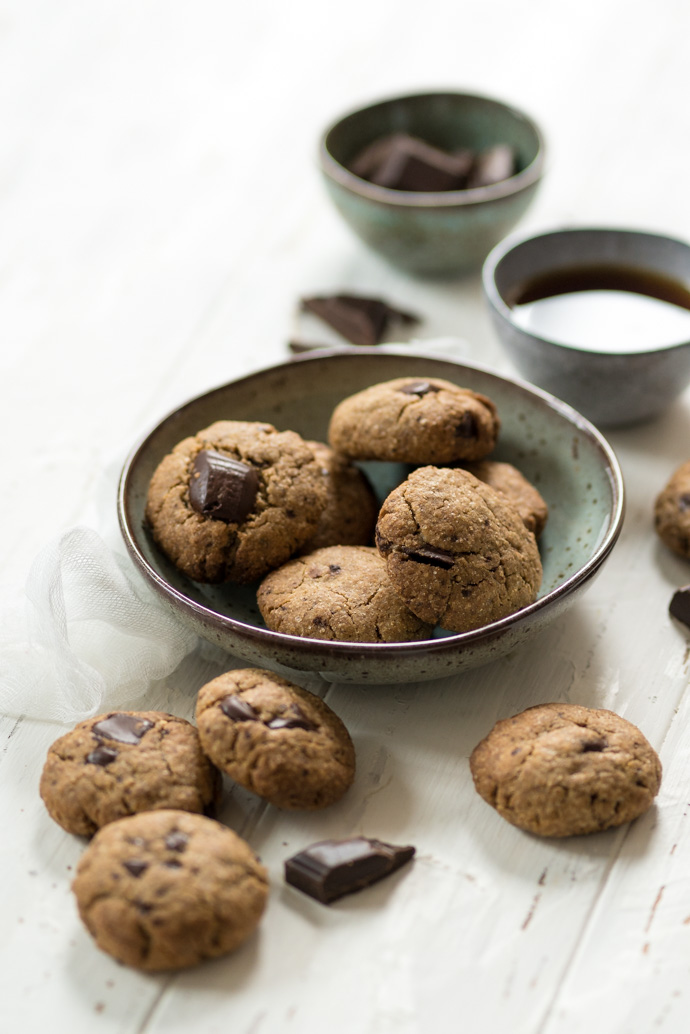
<box><xmin>483</xmin><ymin>226</ymin><xmax>690</xmax><ymax>427</ymax></box>
<box><xmin>320</xmin><ymin>91</ymin><xmax>545</xmax><ymax>278</ymax></box>
<box><xmin>118</xmin><ymin>349</ymin><xmax>624</xmax><ymax>685</ymax></box>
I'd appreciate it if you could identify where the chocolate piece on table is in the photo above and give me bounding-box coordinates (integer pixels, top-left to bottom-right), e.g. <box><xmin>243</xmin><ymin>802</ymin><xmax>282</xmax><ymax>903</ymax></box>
<box><xmin>670</xmin><ymin>585</ymin><xmax>690</xmax><ymax>628</ymax></box>
<box><xmin>93</xmin><ymin>714</ymin><xmax>154</xmax><ymax>745</ymax></box>
<box><xmin>301</xmin><ymin>294</ymin><xmax>419</xmax><ymax>346</ymax></box>
<box><xmin>284</xmin><ymin>836</ymin><xmax>415</xmax><ymax>904</ymax></box>
<box><xmin>189</xmin><ymin>449</ymin><xmax>259</xmax><ymax>524</ymax></box>
<box><xmin>287</xmin><ymin>340</ymin><xmax>335</xmax><ymax>354</ymax></box>
<box><xmin>467</xmin><ymin>143</ymin><xmax>517</xmax><ymax>188</ymax></box>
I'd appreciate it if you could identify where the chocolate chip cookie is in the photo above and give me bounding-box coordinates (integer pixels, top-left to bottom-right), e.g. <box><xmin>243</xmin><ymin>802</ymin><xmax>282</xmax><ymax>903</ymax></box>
<box><xmin>300</xmin><ymin>441</ymin><xmax>379</xmax><ymax>551</ymax></box>
<box><xmin>375</xmin><ymin>466</ymin><xmax>542</xmax><ymax>632</ymax></box>
<box><xmin>40</xmin><ymin>711</ymin><xmax>220</xmax><ymax>836</ymax></box>
<box><xmin>461</xmin><ymin>460</ymin><xmax>548</xmax><ymax>537</ymax></box>
<box><xmin>470</xmin><ymin>703</ymin><xmax>662</xmax><ymax>837</ymax></box>
<box><xmin>196</xmin><ymin>668</ymin><xmax>356</xmax><ymax>809</ymax></box>
<box><xmin>257</xmin><ymin>545</ymin><xmax>433</xmax><ymax>642</ymax></box>
<box><xmin>72</xmin><ymin>810</ymin><xmax>268</xmax><ymax>970</ymax></box>
<box><xmin>145</xmin><ymin>420</ymin><xmax>328</xmax><ymax>583</ymax></box>
<box><xmin>328</xmin><ymin>377</ymin><xmax>500</xmax><ymax>464</ymax></box>
<box><xmin>655</xmin><ymin>460</ymin><xmax>690</xmax><ymax>559</ymax></box>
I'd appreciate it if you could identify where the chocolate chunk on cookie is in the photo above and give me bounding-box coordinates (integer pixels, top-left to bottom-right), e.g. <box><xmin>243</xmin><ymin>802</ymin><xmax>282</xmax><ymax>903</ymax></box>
<box><xmin>375</xmin><ymin>466</ymin><xmax>542</xmax><ymax>632</ymax></box>
<box><xmin>299</xmin><ymin>441</ymin><xmax>379</xmax><ymax>552</ymax></box>
<box><xmin>145</xmin><ymin>420</ymin><xmax>328</xmax><ymax>583</ymax></box>
<box><xmin>257</xmin><ymin>545</ymin><xmax>433</xmax><ymax>643</ymax></box>
<box><xmin>40</xmin><ymin>711</ymin><xmax>220</xmax><ymax>836</ymax></box>
<box><xmin>328</xmin><ymin>377</ymin><xmax>499</xmax><ymax>464</ymax></box>
<box><xmin>72</xmin><ymin>810</ymin><xmax>268</xmax><ymax>970</ymax></box>
<box><xmin>461</xmin><ymin>460</ymin><xmax>548</xmax><ymax>537</ymax></box>
<box><xmin>470</xmin><ymin>703</ymin><xmax>662</xmax><ymax>837</ymax></box>
<box><xmin>196</xmin><ymin>668</ymin><xmax>355</xmax><ymax>809</ymax></box>
<box><xmin>655</xmin><ymin>460</ymin><xmax>690</xmax><ymax>559</ymax></box>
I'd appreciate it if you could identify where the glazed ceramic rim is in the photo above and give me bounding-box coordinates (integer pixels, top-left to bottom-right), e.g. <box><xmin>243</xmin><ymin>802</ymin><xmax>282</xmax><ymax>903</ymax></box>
<box><xmin>118</xmin><ymin>350</ymin><xmax>624</xmax><ymax>665</ymax></box>
<box><xmin>483</xmin><ymin>224</ymin><xmax>690</xmax><ymax>359</ymax></box>
<box><xmin>320</xmin><ymin>90</ymin><xmax>545</xmax><ymax>209</ymax></box>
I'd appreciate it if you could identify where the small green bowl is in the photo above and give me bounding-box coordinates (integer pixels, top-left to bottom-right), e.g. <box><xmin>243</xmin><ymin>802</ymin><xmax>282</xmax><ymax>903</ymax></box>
<box><xmin>319</xmin><ymin>91</ymin><xmax>545</xmax><ymax>278</ymax></box>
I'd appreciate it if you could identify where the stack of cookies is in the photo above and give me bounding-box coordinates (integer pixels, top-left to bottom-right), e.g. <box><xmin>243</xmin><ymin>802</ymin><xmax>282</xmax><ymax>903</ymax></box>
<box><xmin>146</xmin><ymin>376</ymin><xmax>547</xmax><ymax>642</ymax></box>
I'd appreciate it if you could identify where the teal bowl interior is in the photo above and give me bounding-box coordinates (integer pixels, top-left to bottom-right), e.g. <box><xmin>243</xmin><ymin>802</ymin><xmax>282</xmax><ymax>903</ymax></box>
<box><xmin>320</xmin><ymin>92</ymin><xmax>545</xmax><ymax>277</ymax></box>
<box><xmin>118</xmin><ymin>350</ymin><xmax>623</xmax><ymax>685</ymax></box>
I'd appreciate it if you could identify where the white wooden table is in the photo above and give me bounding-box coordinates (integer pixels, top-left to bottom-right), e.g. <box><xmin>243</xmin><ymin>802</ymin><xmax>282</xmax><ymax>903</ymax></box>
<box><xmin>3</xmin><ymin>2</ymin><xmax>690</xmax><ymax>1030</ymax></box>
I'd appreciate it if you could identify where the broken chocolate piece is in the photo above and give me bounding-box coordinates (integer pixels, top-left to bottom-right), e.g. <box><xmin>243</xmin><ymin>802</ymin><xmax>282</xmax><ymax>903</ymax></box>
<box><xmin>670</xmin><ymin>585</ymin><xmax>690</xmax><ymax>627</ymax></box>
<box><xmin>93</xmin><ymin>714</ymin><xmax>154</xmax><ymax>745</ymax></box>
<box><xmin>399</xmin><ymin>380</ymin><xmax>440</xmax><ymax>396</ymax></box>
<box><xmin>467</xmin><ymin>143</ymin><xmax>516</xmax><ymax>188</ymax></box>
<box><xmin>349</xmin><ymin>133</ymin><xmax>470</xmax><ymax>192</ymax></box>
<box><xmin>284</xmin><ymin>836</ymin><xmax>415</xmax><ymax>904</ymax></box>
<box><xmin>220</xmin><ymin>695</ymin><xmax>261</xmax><ymax>722</ymax></box>
<box><xmin>266</xmin><ymin>704</ymin><xmax>317</xmax><ymax>732</ymax></box>
<box><xmin>85</xmin><ymin>746</ymin><xmax>118</xmax><ymax>766</ymax></box>
<box><xmin>301</xmin><ymin>294</ymin><xmax>419</xmax><ymax>346</ymax></box>
<box><xmin>123</xmin><ymin>860</ymin><xmax>149</xmax><ymax>878</ymax></box>
<box><xmin>189</xmin><ymin>449</ymin><xmax>259</xmax><ymax>524</ymax></box>
<box><xmin>164</xmin><ymin>831</ymin><xmax>189</xmax><ymax>852</ymax></box>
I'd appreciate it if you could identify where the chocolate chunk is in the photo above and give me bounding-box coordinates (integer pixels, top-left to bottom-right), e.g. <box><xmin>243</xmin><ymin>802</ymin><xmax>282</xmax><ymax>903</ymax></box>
<box><xmin>301</xmin><ymin>294</ymin><xmax>419</xmax><ymax>347</ymax></box>
<box><xmin>123</xmin><ymin>860</ymin><xmax>149</xmax><ymax>878</ymax></box>
<box><xmin>266</xmin><ymin>705</ymin><xmax>317</xmax><ymax>732</ymax></box>
<box><xmin>287</xmin><ymin>340</ymin><xmax>334</xmax><ymax>354</ymax></box>
<box><xmin>85</xmin><ymin>746</ymin><xmax>118</xmax><ymax>767</ymax></box>
<box><xmin>580</xmin><ymin>737</ymin><xmax>607</xmax><ymax>753</ymax></box>
<box><xmin>189</xmin><ymin>450</ymin><xmax>259</xmax><ymax>524</ymax></box>
<box><xmin>399</xmin><ymin>380</ymin><xmax>440</xmax><ymax>396</ymax></box>
<box><xmin>467</xmin><ymin>144</ymin><xmax>517</xmax><ymax>188</ymax></box>
<box><xmin>678</xmin><ymin>494</ymin><xmax>690</xmax><ymax>512</ymax></box>
<box><xmin>93</xmin><ymin>714</ymin><xmax>154</xmax><ymax>745</ymax></box>
<box><xmin>670</xmin><ymin>585</ymin><xmax>690</xmax><ymax>627</ymax></box>
<box><xmin>402</xmin><ymin>544</ymin><xmax>455</xmax><ymax>569</ymax></box>
<box><xmin>455</xmin><ymin>412</ymin><xmax>478</xmax><ymax>438</ymax></box>
<box><xmin>350</xmin><ymin>133</ymin><xmax>471</xmax><ymax>192</ymax></box>
<box><xmin>285</xmin><ymin>837</ymin><xmax>415</xmax><ymax>904</ymax></box>
<box><xmin>220</xmin><ymin>695</ymin><xmax>260</xmax><ymax>722</ymax></box>
<box><xmin>164</xmin><ymin>831</ymin><xmax>189</xmax><ymax>852</ymax></box>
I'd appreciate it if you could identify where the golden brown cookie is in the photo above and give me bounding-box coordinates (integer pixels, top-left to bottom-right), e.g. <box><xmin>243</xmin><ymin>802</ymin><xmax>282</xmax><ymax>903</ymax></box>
<box><xmin>196</xmin><ymin>668</ymin><xmax>356</xmax><ymax>809</ymax></box>
<box><xmin>299</xmin><ymin>441</ymin><xmax>379</xmax><ymax>551</ymax></box>
<box><xmin>40</xmin><ymin>711</ymin><xmax>220</xmax><ymax>836</ymax></box>
<box><xmin>145</xmin><ymin>420</ymin><xmax>327</xmax><ymax>583</ymax></box>
<box><xmin>328</xmin><ymin>377</ymin><xmax>499</xmax><ymax>463</ymax></box>
<box><xmin>461</xmin><ymin>460</ymin><xmax>548</xmax><ymax>537</ymax></box>
<box><xmin>654</xmin><ymin>460</ymin><xmax>690</xmax><ymax>559</ymax></box>
<box><xmin>72</xmin><ymin>810</ymin><xmax>268</xmax><ymax>970</ymax></box>
<box><xmin>375</xmin><ymin>466</ymin><xmax>542</xmax><ymax>632</ymax></box>
<box><xmin>470</xmin><ymin>703</ymin><xmax>662</xmax><ymax>837</ymax></box>
<box><xmin>257</xmin><ymin>545</ymin><xmax>433</xmax><ymax>643</ymax></box>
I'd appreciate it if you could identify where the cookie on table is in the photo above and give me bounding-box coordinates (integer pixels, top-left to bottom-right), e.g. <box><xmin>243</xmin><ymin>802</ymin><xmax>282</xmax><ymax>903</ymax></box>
<box><xmin>72</xmin><ymin>810</ymin><xmax>268</xmax><ymax>970</ymax></box>
<box><xmin>257</xmin><ymin>545</ymin><xmax>433</xmax><ymax>643</ymax></box>
<box><xmin>145</xmin><ymin>420</ymin><xmax>328</xmax><ymax>583</ymax></box>
<box><xmin>299</xmin><ymin>441</ymin><xmax>379</xmax><ymax>551</ymax></box>
<box><xmin>196</xmin><ymin>668</ymin><xmax>356</xmax><ymax>810</ymax></box>
<box><xmin>375</xmin><ymin>466</ymin><xmax>542</xmax><ymax>632</ymax></box>
<box><xmin>40</xmin><ymin>711</ymin><xmax>220</xmax><ymax>836</ymax></box>
<box><xmin>654</xmin><ymin>460</ymin><xmax>690</xmax><ymax>559</ymax></box>
<box><xmin>461</xmin><ymin>459</ymin><xmax>548</xmax><ymax>537</ymax></box>
<box><xmin>470</xmin><ymin>703</ymin><xmax>662</xmax><ymax>837</ymax></box>
<box><xmin>328</xmin><ymin>377</ymin><xmax>500</xmax><ymax>464</ymax></box>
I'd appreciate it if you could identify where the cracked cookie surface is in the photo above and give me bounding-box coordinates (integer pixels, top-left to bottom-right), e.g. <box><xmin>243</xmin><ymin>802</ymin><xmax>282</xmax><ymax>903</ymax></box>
<box><xmin>470</xmin><ymin>703</ymin><xmax>662</xmax><ymax>837</ymax></box>
<box><xmin>72</xmin><ymin>809</ymin><xmax>268</xmax><ymax>970</ymax></box>
<box><xmin>375</xmin><ymin>466</ymin><xmax>542</xmax><ymax>632</ymax></box>
<box><xmin>654</xmin><ymin>460</ymin><xmax>690</xmax><ymax>559</ymax></box>
<box><xmin>257</xmin><ymin>545</ymin><xmax>433</xmax><ymax>643</ymax></box>
<box><xmin>196</xmin><ymin>668</ymin><xmax>356</xmax><ymax>809</ymax></box>
<box><xmin>460</xmin><ymin>459</ymin><xmax>548</xmax><ymax>537</ymax></box>
<box><xmin>40</xmin><ymin>711</ymin><xmax>220</xmax><ymax>836</ymax></box>
<box><xmin>327</xmin><ymin>377</ymin><xmax>500</xmax><ymax>464</ymax></box>
<box><xmin>145</xmin><ymin>420</ymin><xmax>328</xmax><ymax>583</ymax></box>
<box><xmin>299</xmin><ymin>441</ymin><xmax>379</xmax><ymax>552</ymax></box>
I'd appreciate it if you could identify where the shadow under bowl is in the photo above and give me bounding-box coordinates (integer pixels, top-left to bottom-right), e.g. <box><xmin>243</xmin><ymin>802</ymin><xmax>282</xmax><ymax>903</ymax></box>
<box><xmin>118</xmin><ymin>349</ymin><xmax>624</xmax><ymax>685</ymax></box>
<box><xmin>483</xmin><ymin>226</ymin><xmax>690</xmax><ymax>427</ymax></box>
<box><xmin>320</xmin><ymin>91</ymin><xmax>545</xmax><ymax>278</ymax></box>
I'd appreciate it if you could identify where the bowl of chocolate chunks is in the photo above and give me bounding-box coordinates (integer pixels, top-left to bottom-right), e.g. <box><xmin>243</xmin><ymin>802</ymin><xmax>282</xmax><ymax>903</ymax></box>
<box><xmin>319</xmin><ymin>91</ymin><xmax>545</xmax><ymax>278</ymax></box>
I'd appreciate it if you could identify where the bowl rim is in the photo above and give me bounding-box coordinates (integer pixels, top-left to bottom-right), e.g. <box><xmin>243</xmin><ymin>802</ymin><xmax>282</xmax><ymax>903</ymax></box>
<box><xmin>319</xmin><ymin>89</ymin><xmax>546</xmax><ymax>209</ymax></box>
<box><xmin>117</xmin><ymin>348</ymin><xmax>625</xmax><ymax>664</ymax></box>
<box><xmin>482</xmin><ymin>223</ymin><xmax>690</xmax><ymax>359</ymax></box>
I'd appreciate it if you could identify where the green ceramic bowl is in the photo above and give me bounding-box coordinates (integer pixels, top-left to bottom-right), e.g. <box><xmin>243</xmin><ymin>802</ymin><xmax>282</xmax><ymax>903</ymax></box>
<box><xmin>320</xmin><ymin>91</ymin><xmax>545</xmax><ymax>278</ymax></box>
<box><xmin>118</xmin><ymin>349</ymin><xmax>623</xmax><ymax>685</ymax></box>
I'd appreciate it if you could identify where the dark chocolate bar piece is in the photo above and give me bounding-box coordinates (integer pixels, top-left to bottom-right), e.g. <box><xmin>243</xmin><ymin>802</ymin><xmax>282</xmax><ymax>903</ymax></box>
<box><xmin>189</xmin><ymin>449</ymin><xmax>259</xmax><ymax>523</ymax></box>
<box><xmin>301</xmin><ymin>294</ymin><xmax>419</xmax><ymax>346</ymax></box>
<box><xmin>284</xmin><ymin>836</ymin><xmax>415</xmax><ymax>903</ymax></box>
<box><xmin>350</xmin><ymin>133</ymin><xmax>471</xmax><ymax>192</ymax></box>
<box><xmin>93</xmin><ymin>714</ymin><xmax>154</xmax><ymax>745</ymax></box>
<box><xmin>670</xmin><ymin>585</ymin><xmax>690</xmax><ymax>628</ymax></box>
<box><xmin>467</xmin><ymin>143</ymin><xmax>517</xmax><ymax>188</ymax></box>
